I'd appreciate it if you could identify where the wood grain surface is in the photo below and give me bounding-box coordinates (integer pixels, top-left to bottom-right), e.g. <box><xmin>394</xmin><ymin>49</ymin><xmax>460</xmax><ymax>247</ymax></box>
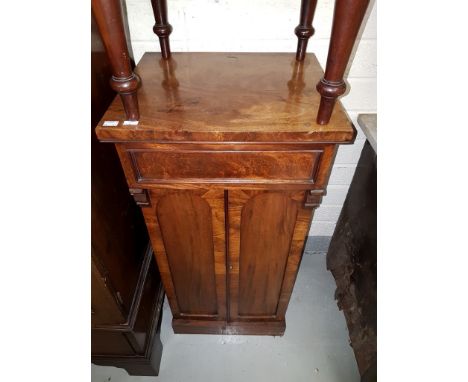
<box><xmin>227</xmin><ymin>190</ymin><xmax>313</xmax><ymax>322</ymax></box>
<box><xmin>237</xmin><ymin>192</ymin><xmax>298</xmax><ymax>317</ymax></box>
<box><xmin>93</xmin><ymin>52</ymin><xmax>355</xmax><ymax>336</ymax></box>
<box><xmin>115</xmin><ymin>142</ymin><xmax>337</xmax><ymax>191</ymax></box>
<box><xmin>157</xmin><ymin>192</ymin><xmax>218</xmax><ymax>315</ymax></box>
<box><xmin>142</xmin><ymin>189</ymin><xmax>227</xmax><ymax>321</ymax></box>
<box><xmin>96</xmin><ymin>53</ymin><xmax>355</xmax><ymax>143</ymax></box>
<box><xmin>130</xmin><ymin>149</ymin><xmax>321</xmax><ymax>183</ymax></box>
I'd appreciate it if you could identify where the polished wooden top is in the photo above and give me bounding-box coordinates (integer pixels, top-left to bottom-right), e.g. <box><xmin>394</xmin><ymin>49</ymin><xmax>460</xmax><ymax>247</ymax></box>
<box><xmin>96</xmin><ymin>53</ymin><xmax>355</xmax><ymax>143</ymax></box>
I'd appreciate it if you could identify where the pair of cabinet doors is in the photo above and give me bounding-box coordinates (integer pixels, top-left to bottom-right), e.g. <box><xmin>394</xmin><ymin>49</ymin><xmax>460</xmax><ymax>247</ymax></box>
<box><xmin>141</xmin><ymin>188</ymin><xmax>313</xmax><ymax>332</ymax></box>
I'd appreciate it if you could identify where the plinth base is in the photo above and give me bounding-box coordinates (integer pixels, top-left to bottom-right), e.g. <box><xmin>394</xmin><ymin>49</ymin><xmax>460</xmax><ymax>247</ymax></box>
<box><xmin>172</xmin><ymin>318</ymin><xmax>286</xmax><ymax>336</ymax></box>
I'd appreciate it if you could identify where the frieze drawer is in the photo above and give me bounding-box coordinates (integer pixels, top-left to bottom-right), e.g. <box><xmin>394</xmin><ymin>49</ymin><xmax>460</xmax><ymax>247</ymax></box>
<box><xmin>118</xmin><ymin>145</ymin><xmax>326</xmax><ymax>186</ymax></box>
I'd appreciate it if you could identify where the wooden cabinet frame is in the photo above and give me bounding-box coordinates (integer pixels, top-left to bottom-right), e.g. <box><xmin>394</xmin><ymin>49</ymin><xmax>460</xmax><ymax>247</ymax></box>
<box><xmin>94</xmin><ymin>50</ymin><xmax>357</xmax><ymax>336</ymax></box>
<box><xmin>113</xmin><ymin>142</ymin><xmax>337</xmax><ymax>335</ymax></box>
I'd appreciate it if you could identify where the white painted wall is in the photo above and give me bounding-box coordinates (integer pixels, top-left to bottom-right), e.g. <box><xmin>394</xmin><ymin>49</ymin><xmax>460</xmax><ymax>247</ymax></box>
<box><xmin>125</xmin><ymin>0</ymin><xmax>377</xmax><ymax>237</ymax></box>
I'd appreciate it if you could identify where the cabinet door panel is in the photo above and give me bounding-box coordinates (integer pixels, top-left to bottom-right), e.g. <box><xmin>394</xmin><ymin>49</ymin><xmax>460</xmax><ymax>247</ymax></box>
<box><xmin>158</xmin><ymin>192</ymin><xmax>217</xmax><ymax>315</ymax></box>
<box><xmin>142</xmin><ymin>189</ymin><xmax>227</xmax><ymax>319</ymax></box>
<box><xmin>238</xmin><ymin>193</ymin><xmax>298</xmax><ymax>316</ymax></box>
<box><xmin>228</xmin><ymin>190</ymin><xmax>312</xmax><ymax>321</ymax></box>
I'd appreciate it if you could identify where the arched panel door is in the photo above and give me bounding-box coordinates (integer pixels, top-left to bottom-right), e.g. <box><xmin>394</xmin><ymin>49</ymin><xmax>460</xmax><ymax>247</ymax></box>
<box><xmin>141</xmin><ymin>189</ymin><xmax>227</xmax><ymax>321</ymax></box>
<box><xmin>227</xmin><ymin>190</ymin><xmax>313</xmax><ymax>323</ymax></box>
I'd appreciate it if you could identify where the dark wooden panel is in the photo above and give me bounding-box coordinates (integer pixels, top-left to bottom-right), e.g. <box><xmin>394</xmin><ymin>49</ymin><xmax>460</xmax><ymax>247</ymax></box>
<box><xmin>91</xmin><ymin>256</ymin><xmax>125</xmax><ymax>326</ymax></box>
<box><xmin>92</xmin><ymin>247</ymin><xmax>165</xmax><ymax>375</ymax></box>
<box><xmin>236</xmin><ymin>192</ymin><xmax>298</xmax><ymax>316</ymax></box>
<box><xmin>128</xmin><ymin>149</ymin><xmax>321</xmax><ymax>184</ymax></box>
<box><xmin>156</xmin><ymin>192</ymin><xmax>218</xmax><ymax>315</ymax></box>
<box><xmin>91</xmin><ymin>331</ymin><xmax>135</xmax><ymax>355</ymax></box>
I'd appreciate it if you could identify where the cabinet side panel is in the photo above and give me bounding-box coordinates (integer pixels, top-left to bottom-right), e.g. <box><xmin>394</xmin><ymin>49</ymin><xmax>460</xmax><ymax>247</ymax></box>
<box><xmin>157</xmin><ymin>192</ymin><xmax>218</xmax><ymax>316</ymax></box>
<box><xmin>275</xmin><ymin>206</ymin><xmax>314</xmax><ymax>319</ymax></box>
<box><xmin>238</xmin><ymin>193</ymin><xmax>298</xmax><ymax>317</ymax></box>
<box><xmin>91</xmin><ymin>331</ymin><xmax>135</xmax><ymax>355</ymax></box>
<box><xmin>91</xmin><ymin>257</ymin><xmax>126</xmax><ymax>326</ymax></box>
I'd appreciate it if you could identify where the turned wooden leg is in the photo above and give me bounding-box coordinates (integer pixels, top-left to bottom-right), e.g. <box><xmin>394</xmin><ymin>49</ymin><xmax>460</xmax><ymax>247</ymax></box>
<box><xmin>92</xmin><ymin>0</ymin><xmax>140</xmax><ymax>120</ymax></box>
<box><xmin>316</xmin><ymin>0</ymin><xmax>370</xmax><ymax>125</ymax></box>
<box><xmin>295</xmin><ymin>0</ymin><xmax>318</xmax><ymax>61</ymax></box>
<box><xmin>151</xmin><ymin>0</ymin><xmax>173</xmax><ymax>59</ymax></box>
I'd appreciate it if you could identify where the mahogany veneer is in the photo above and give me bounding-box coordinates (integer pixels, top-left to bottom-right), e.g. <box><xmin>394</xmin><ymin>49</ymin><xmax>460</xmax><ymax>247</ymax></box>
<box><xmin>96</xmin><ymin>53</ymin><xmax>354</xmax><ymax>143</ymax></box>
<box><xmin>95</xmin><ymin>52</ymin><xmax>355</xmax><ymax>336</ymax></box>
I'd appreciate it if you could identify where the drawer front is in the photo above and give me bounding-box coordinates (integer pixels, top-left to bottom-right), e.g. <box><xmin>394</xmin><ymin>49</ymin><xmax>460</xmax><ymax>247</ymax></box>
<box><xmin>123</xmin><ymin>148</ymin><xmax>323</xmax><ymax>185</ymax></box>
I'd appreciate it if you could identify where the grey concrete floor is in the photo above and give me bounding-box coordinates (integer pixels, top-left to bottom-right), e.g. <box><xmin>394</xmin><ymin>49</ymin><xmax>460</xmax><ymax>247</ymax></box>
<box><xmin>92</xmin><ymin>253</ymin><xmax>359</xmax><ymax>382</ymax></box>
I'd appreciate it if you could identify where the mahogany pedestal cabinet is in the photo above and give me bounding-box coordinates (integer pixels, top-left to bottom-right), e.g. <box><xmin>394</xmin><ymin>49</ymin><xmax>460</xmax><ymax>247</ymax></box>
<box><xmin>95</xmin><ymin>52</ymin><xmax>356</xmax><ymax>335</ymax></box>
<box><xmin>92</xmin><ymin>0</ymin><xmax>369</xmax><ymax>336</ymax></box>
